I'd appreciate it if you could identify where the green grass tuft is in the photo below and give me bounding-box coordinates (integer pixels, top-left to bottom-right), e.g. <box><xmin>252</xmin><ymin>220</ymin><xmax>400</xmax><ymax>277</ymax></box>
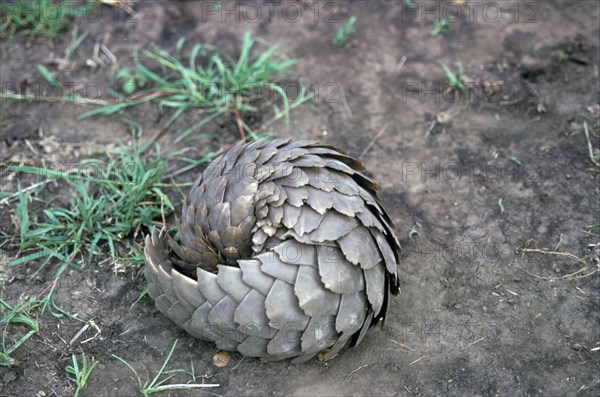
<box><xmin>332</xmin><ymin>16</ymin><xmax>357</xmax><ymax>47</ymax></box>
<box><xmin>431</xmin><ymin>19</ymin><xmax>451</xmax><ymax>37</ymax></box>
<box><xmin>0</xmin><ymin>0</ymin><xmax>91</xmax><ymax>41</ymax></box>
<box><xmin>408</xmin><ymin>225</ymin><xmax>420</xmax><ymax>240</ymax></box>
<box><xmin>82</xmin><ymin>32</ymin><xmax>312</xmax><ymax>141</ymax></box>
<box><xmin>403</xmin><ymin>0</ymin><xmax>417</xmax><ymax>9</ymax></box>
<box><xmin>440</xmin><ymin>59</ymin><xmax>465</xmax><ymax>94</ymax></box>
<box><xmin>2</xmin><ymin>33</ymin><xmax>312</xmax><ymax>142</ymax></box>
<box><xmin>66</xmin><ymin>349</ymin><xmax>99</xmax><ymax>397</ymax></box>
<box><xmin>112</xmin><ymin>339</ymin><xmax>220</xmax><ymax>396</ymax></box>
<box><xmin>0</xmin><ymin>297</ymin><xmax>40</xmax><ymax>366</ymax></box>
<box><xmin>9</xmin><ymin>138</ymin><xmax>174</xmax><ymax>272</ymax></box>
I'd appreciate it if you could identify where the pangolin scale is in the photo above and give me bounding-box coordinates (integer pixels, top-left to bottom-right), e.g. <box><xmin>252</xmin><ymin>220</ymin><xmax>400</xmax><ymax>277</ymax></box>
<box><xmin>144</xmin><ymin>138</ymin><xmax>400</xmax><ymax>363</ymax></box>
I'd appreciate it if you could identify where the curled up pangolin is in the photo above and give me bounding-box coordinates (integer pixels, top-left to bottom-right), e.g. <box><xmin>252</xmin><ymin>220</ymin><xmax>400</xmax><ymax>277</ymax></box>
<box><xmin>144</xmin><ymin>138</ymin><xmax>400</xmax><ymax>363</ymax></box>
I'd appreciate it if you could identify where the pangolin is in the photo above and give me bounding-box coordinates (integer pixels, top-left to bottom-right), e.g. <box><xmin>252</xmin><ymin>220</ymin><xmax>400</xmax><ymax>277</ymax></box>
<box><xmin>144</xmin><ymin>138</ymin><xmax>400</xmax><ymax>363</ymax></box>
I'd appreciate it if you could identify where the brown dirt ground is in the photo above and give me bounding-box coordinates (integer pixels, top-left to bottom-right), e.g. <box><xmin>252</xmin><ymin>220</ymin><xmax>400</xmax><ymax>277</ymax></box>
<box><xmin>1</xmin><ymin>1</ymin><xmax>599</xmax><ymax>396</ymax></box>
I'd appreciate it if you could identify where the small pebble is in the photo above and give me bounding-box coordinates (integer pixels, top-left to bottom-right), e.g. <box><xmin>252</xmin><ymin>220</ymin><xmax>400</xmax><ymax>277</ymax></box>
<box><xmin>317</xmin><ymin>349</ymin><xmax>331</xmax><ymax>362</ymax></box>
<box><xmin>212</xmin><ymin>351</ymin><xmax>232</xmax><ymax>367</ymax></box>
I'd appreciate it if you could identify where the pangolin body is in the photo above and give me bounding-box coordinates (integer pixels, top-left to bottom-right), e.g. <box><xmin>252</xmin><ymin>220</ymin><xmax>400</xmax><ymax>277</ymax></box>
<box><xmin>144</xmin><ymin>138</ymin><xmax>400</xmax><ymax>363</ymax></box>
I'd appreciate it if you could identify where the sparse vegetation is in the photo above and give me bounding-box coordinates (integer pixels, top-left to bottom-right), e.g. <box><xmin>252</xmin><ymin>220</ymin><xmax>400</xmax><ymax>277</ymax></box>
<box><xmin>508</xmin><ymin>156</ymin><xmax>522</xmax><ymax>166</ymax></box>
<box><xmin>403</xmin><ymin>0</ymin><xmax>417</xmax><ymax>9</ymax></box>
<box><xmin>440</xmin><ymin>276</ymin><xmax>451</xmax><ymax>289</ymax></box>
<box><xmin>0</xmin><ymin>297</ymin><xmax>40</xmax><ymax>366</ymax></box>
<box><xmin>93</xmin><ymin>33</ymin><xmax>311</xmax><ymax>141</ymax></box>
<box><xmin>3</xmin><ymin>33</ymin><xmax>311</xmax><ymax>142</ymax></box>
<box><xmin>0</xmin><ymin>0</ymin><xmax>91</xmax><ymax>41</ymax></box>
<box><xmin>557</xmin><ymin>50</ymin><xmax>569</xmax><ymax>62</ymax></box>
<box><xmin>1</xmin><ymin>266</ymin><xmax>85</xmax><ymax>367</ymax></box>
<box><xmin>112</xmin><ymin>340</ymin><xmax>219</xmax><ymax>396</ymax></box>
<box><xmin>409</xmin><ymin>225</ymin><xmax>420</xmax><ymax>239</ymax></box>
<box><xmin>431</xmin><ymin>19</ymin><xmax>451</xmax><ymax>37</ymax></box>
<box><xmin>440</xmin><ymin>59</ymin><xmax>466</xmax><ymax>95</ymax></box>
<box><xmin>332</xmin><ymin>16</ymin><xmax>357</xmax><ymax>47</ymax></box>
<box><xmin>66</xmin><ymin>350</ymin><xmax>99</xmax><ymax>397</ymax></box>
<box><xmin>9</xmin><ymin>136</ymin><xmax>174</xmax><ymax>271</ymax></box>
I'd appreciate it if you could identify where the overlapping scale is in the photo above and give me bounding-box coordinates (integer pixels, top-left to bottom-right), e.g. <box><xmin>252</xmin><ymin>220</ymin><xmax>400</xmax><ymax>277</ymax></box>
<box><xmin>144</xmin><ymin>138</ymin><xmax>400</xmax><ymax>362</ymax></box>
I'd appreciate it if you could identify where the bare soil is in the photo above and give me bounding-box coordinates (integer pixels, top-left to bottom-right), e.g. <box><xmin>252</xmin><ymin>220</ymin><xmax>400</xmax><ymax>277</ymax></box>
<box><xmin>1</xmin><ymin>1</ymin><xmax>599</xmax><ymax>396</ymax></box>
